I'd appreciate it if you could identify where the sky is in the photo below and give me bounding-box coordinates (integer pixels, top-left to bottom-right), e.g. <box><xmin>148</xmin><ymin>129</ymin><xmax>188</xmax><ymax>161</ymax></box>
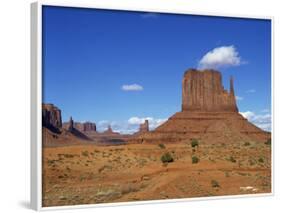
<box><xmin>42</xmin><ymin>6</ymin><xmax>271</xmax><ymax>133</ymax></box>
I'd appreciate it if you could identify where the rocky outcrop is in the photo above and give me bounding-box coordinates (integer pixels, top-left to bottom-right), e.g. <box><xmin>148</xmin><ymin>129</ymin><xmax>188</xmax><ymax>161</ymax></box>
<box><xmin>63</xmin><ymin>121</ymin><xmax>97</xmax><ymax>132</ymax></box>
<box><xmin>182</xmin><ymin>69</ymin><xmax>238</xmax><ymax>112</ymax></box>
<box><xmin>42</xmin><ymin>104</ymin><xmax>62</xmax><ymax>133</ymax></box>
<box><xmin>83</xmin><ymin>122</ymin><xmax>96</xmax><ymax>132</ymax></box>
<box><xmin>68</xmin><ymin>116</ymin><xmax>74</xmax><ymax>131</ymax></box>
<box><xmin>130</xmin><ymin>69</ymin><xmax>270</xmax><ymax>144</ymax></box>
<box><xmin>139</xmin><ymin>120</ymin><xmax>149</xmax><ymax>133</ymax></box>
<box><xmin>104</xmin><ymin>125</ymin><xmax>113</xmax><ymax>134</ymax></box>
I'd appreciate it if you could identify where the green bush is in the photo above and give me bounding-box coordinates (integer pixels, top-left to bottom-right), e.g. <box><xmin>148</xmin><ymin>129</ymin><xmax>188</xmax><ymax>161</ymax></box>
<box><xmin>211</xmin><ymin>180</ymin><xmax>220</xmax><ymax>188</ymax></box>
<box><xmin>191</xmin><ymin>139</ymin><xmax>199</xmax><ymax>148</ymax></box>
<box><xmin>244</xmin><ymin>142</ymin><xmax>251</xmax><ymax>146</ymax></box>
<box><xmin>258</xmin><ymin>157</ymin><xmax>264</xmax><ymax>163</ymax></box>
<box><xmin>228</xmin><ymin>156</ymin><xmax>236</xmax><ymax>163</ymax></box>
<box><xmin>81</xmin><ymin>151</ymin><xmax>89</xmax><ymax>157</ymax></box>
<box><xmin>158</xmin><ymin>143</ymin><xmax>166</xmax><ymax>149</ymax></box>
<box><xmin>265</xmin><ymin>139</ymin><xmax>271</xmax><ymax>145</ymax></box>
<box><xmin>161</xmin><ymin>152</ymin><xmax>174</xmax><ymax>163</ymax></box>
<box><xmin>192</xmin><ymin>156</ymin><xmax>199</xmax><ymax>164</ymax></box>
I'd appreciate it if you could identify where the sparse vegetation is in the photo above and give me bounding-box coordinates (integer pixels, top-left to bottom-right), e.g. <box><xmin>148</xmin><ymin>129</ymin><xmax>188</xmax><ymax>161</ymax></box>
<box><xmin>158</xmin><ymin>144</ymin><xmax>166</xmax><ymax>149</ymax></box>
<box><xmin>191</xmin><ymin>139</ymin><xmax>199</xmax><ymax>148</ymax></box>
<box><xmin>244</xmin><ymin>142</ymin><xmax>251</xmax><ymax>146</ymax></box>
<box><xmin>192</xmin><ymin>156</ymin><xmax>199</xmax><ymax>164</ymax></box>
<box><xmin>81</xmin><ymin>151</ymin><xmax>89</xmax><ymax>157</ymax></box>
<box><xmin>161</xmin><ymin>152</ymin><xmax>174</xmax><ymax>163</ymax></box>
<box><xmin>227</xmin><ymin>156</ymin><xmax>236</xmax><ymax>163</ymax></box>
<box><xmin>265</xmin><ymin>139</ymin><xmax>271</xmax><ymax>145</ymax></box>
<box><xmin>258</xmin><ymin>157</ymin><xmax>264</xmax><ymax>163</ymax></box>
<box><xmin>211</xmin><ymin>180</ymin><xmax>220</xmax><ymax>188</ymax></box>
<box><xmin>43</xmin><ymin>139</ymin><xmax>271</xmax><ymax>206</ymax></box>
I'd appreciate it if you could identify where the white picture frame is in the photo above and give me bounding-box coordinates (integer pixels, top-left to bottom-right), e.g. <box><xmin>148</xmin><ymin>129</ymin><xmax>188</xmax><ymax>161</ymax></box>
<box><xmin>31</xmin><ymin>1</ymin><xmax>274</xmax><ymax>211</ymax></box>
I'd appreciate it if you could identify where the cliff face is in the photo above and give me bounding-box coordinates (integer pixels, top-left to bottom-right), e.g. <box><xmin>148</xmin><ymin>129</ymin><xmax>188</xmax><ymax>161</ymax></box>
<box><xmin>130</xmin><ymin>68</ymin><xmax>270</xmax><ymax>144</ymax></box>
<box><xmin>139</xmin><ymin>120</ymin><xmax>149</xmax><ymax>133</ymax></box>
<box><xmin>42</xmin><ymin>104</ymin><xmax>62</xmax><ymax>132</ymax></box>
<box><xmin>182</xmin><ymin>69</ymin><xmax>238</xmax><ymax>112</ymax></box>
<box><xmin>83</xmin><ymin>122</ymin><xmax>96</xmax><ymax>132</ymax></box>
<box><xmin>63</xmin><ymin>121</ymin><xmax>97</xmax><ymax>132</ymax></box>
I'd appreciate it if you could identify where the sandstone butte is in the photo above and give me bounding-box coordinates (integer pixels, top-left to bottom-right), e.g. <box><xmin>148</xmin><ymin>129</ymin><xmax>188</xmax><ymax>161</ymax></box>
<box><xmin>130</xmin><ymin>68</ymin><xmax>270</xmax><ymax>144</ymax></box>
<box><xmin>42</xmin><ymin>103</ymin><xmax>62</xmax><ymax>133</ymax></box>
<box><xmin>139</xmin><ymin>120</ymin><xmax>149</xmax><ymax>133</ymax></box>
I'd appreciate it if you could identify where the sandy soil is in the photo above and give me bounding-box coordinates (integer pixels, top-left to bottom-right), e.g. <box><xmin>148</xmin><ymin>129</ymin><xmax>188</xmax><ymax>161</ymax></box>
<box><xmin>42</xmin><ymin>141</ymin><xmax>271</xmax><ymax>207</ymax></box>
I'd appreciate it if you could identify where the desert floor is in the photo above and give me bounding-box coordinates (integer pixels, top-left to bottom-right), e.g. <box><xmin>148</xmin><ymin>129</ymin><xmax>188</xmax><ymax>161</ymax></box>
<box><xmin>42</xmin><ymin>141</ymin><xmax>271</xmax><ymax>207</ymax></box>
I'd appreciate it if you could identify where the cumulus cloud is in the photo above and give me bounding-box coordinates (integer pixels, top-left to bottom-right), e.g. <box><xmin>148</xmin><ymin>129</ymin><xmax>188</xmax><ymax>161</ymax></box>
<box><xmin>240</xmin><ymin>111</ymin><xmax>271</xmax><ymax>131</ymax></box>
<box><xmin>96</xmin><ymin>116</ymin><xmax>167</xmax><ymax>134</ymax></box>
<box><xmin>235</xmin><ymin>96</ymin><xmax>244</xmax><ymax>101</ymax></box>
<box><xmin>261</xmin><ymin>109</ymin><xmax>270</xmax><ymax>113</ymax></box>
<box><xmin>198</xmin><ymin>45</ymin><xmax>242</xmax><ymax>69</ymax></box>
<box><xmin>121</xmin><ymin>84</ymin><xmax>143</xmax><ymax>91</ymax></box>
<box><xmin>246</xmin><ymin>89</ymin><xmax>256</xmax><ymax>93</ymax></box>
<box><xmin>128</xmin><ymin>116</ymin><xmax>167</xmax><ymax>130</ymax></box>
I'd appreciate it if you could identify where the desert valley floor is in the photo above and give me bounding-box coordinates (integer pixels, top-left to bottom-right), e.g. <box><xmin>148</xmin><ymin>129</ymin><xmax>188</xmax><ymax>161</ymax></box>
<box><xmin>42</xmin><ymin>141</ymin><xmax>271</xmax><ymax>207</ymax></box>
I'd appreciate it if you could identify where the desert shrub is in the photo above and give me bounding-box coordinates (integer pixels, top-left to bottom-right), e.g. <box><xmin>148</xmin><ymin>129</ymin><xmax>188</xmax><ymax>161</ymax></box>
<box><xmin>192</xmin><ymin>156</ymin><xmax>200</xmax><ymax>164</ymax></box>
<box><xmin>211</xmin><ymin>180</ymin><xmax>220</xmax><ymax>188</ymax></box>
<box><xmin>81</xmin><ymin>151</ymin><xmax>89</xmax><ymax>157</ymax></box>
<box><xmin>249</xmin><ymin>159</ymin><xmax>256</xmax><ymax>166</ymax></box>
<box><xmin>191</xmin><ymin>139</ymin><xmax>199</xmax><ymax>148</ymax></box>
<box><xmin>161</xmin><ymin>152</ymin><xmax>174</xmax><ymax>163</ymax></box>
<box><xmin>258</xmin><ymin>157</ymin><xmax>264</xmax><ymax>163</ymax></box>
<box><xmin>244</xmin><ymin>142</ymin><xmax>251</xmax><ymax>146</ymax></box>
<box><xmin>265</xmin><ymin>139</ymin><xmax>271</xmax><ymax>145</ymax></box>
<box><xmin>227</xmin><ymin>156</ymin><xmax>236</xmax><ymax>163</ymax></box>
<box><xmin>64</xmin><ymin>154</ymin><xmax>75</xmax><ymax>158</ymax></box>
<box><xmin>158</xmin><ymin>144</ymin><xmax>166</xmax><ymax>149</ymax></box>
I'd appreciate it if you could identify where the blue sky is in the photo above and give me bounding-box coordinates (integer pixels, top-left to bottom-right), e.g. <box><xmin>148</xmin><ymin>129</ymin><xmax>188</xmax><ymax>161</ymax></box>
<box><xmin>42</xmin><ymin>6</ymin><xmax>271</xmax><ymax>133</ymax></box>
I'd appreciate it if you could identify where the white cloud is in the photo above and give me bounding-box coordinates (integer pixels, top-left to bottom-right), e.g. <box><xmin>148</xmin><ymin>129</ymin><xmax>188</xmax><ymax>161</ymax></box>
<box><xmin>235</xmin><ymin>96</ymin><xmax>244</xmax><ymax>101</ymax></box>
<box><xmin>96</xmin><ymin>116</ymin><xmax>167</xmax><ymax>134</ymax></box>
<box><xmin>128</xmin><ymin>116</ymin><xmax>167</xmax><ymax>130</ymax></box>
<box><xmin>121</xmin><ymin>84</ymin><xmax>143</xmax><ymax>91</ymax></box>
<box><xmin>246</xmin><ymin>89</ymin><xmax>256</xmax><ymax>93</ymax></box>
<box><xmin>240</xmin><ymin>111</ymin><xmax>271</xmax><ymax>132</ymax></box>
<box><xmin>198</xmin><ymin>45</ymin><xmax>242</xmax><ymax>69</ymax></box>
<box><xmin>261</xmin><ymin>108</ymin><xmax>270</xmax><ymax>113</ymax></box>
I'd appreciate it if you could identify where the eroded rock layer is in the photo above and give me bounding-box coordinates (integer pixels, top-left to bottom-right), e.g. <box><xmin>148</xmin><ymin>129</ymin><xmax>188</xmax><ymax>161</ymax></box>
<box><xmin>182</xmin><ymin>69</ymin><xmax>238</xmax><ymax>112</ymax></box>
<box><xmin>131</xmin><ymin>69</ymin><xmax>270</xmax><ymax>144</ymax></box>
<box><xmin>42</xmin><ymin>104</ymin><xmax>62</xmax><ymax>132</ymax></box>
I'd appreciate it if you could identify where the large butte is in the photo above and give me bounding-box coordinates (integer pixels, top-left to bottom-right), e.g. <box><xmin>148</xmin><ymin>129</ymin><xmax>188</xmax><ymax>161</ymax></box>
<box><xmin>130</xmin><ymin>68</ymin><xmax>270</xmax><ymax>144</ymax></box>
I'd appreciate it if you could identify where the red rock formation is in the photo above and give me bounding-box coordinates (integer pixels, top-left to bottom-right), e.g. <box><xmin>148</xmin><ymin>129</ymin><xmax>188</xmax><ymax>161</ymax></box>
<box><xmin>42</xmin><ymin>104</ymin><xmax>62</xmax><ymax>132</ymax></box>
<box><xmin>83</xmin><ymin>122</ymin><xmax>96</xmax><ymax>132</ymax></box>
<box><xmin>139</xmin><ymin>120</ymin><xmax>149</xmax><ymax>133</ymax></box>
<box><xmin>63</xmin><ymin>121</ymin><xmax>97</xmax><ymax>133</ymax></box>
<box><xmin>104</xmin><ymin>125</ymin><xmax>113</xmax><ymax>133</ymax></box>
<box><xmin>182</xmin><ymin>69</ymin><xmax>238</xmax><ymax>112</ymax></box>
<box><xmin>68</xmin><ymin>116</ymin><xmax>74</xmax><ymax>131</ymax></box>
<box><xmin>130</xmin><ymin>69</ymin><xmax>270</xmax><ymax>144</ymax></box>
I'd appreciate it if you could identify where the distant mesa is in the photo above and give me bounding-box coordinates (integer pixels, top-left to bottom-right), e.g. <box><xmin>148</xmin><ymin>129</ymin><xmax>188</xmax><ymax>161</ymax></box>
<box><xmin>65</xmin><ymin>116</ymin><xmax>91</xmax><ymax>141</ymax></box>
<box><xmin>104</xmin><ymin>125</ymin><xmax>114</xmax><ymax>134</ymax></box>
<box><xmin>42</xmin><ymin>68</ymin><xmax>270</xmax><ymax>146</ymax></box>
<box><xmin>63</xmin><ymin>120</ymin><xmax>97</xmax><ymax>133</ymax></box>
<box><xmin>139</xmin><ymin>120</ymin><xmax>149</xmax><ymax>133</ymax></box>
<box><xmin>131</xmin><ymin>68</ymin><xmax>270</xmax><ymax>144</ymax></box>
<box><xmin>83</xmin><ymin>122</ymin><xmax>97</xmax><ymax>132</ymax></box>
<box><xmin>42</xmin><ymin>104</ymin><xmax>62</xmax><ymax>133</ymax></box>
<box><xmin>42</xmin><ymin>105</ymin><xmax>92</xmax><ymax>146</ymax></box>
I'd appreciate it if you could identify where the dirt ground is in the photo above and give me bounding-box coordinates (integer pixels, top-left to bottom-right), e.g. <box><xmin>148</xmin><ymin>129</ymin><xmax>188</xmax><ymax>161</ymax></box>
<box><xmin>42</xmin><ymin>141</ymin><xmax>271</xmax><ymax>207</ymax></box>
